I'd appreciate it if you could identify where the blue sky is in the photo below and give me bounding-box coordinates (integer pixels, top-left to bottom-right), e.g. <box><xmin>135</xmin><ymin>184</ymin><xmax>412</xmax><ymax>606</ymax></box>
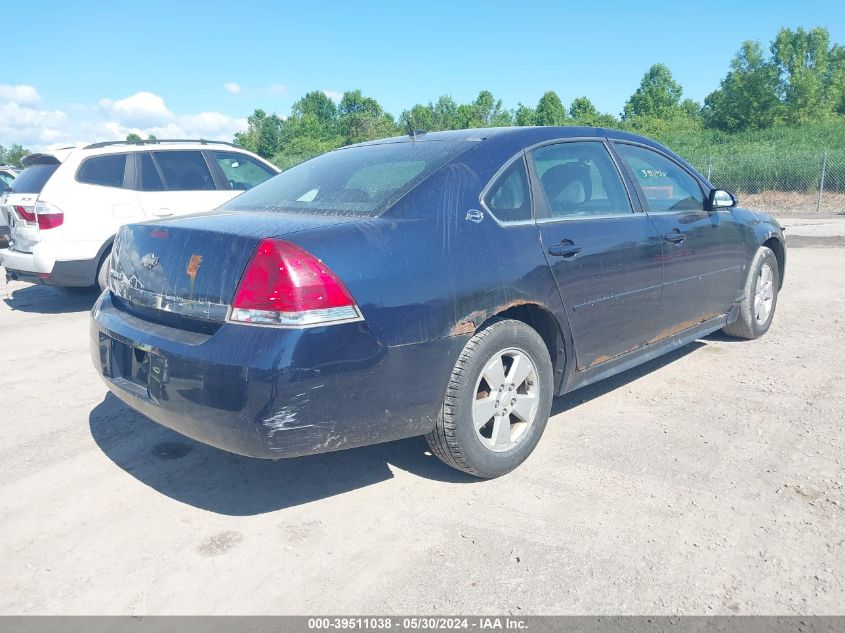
<box><xmin>4</xmin><ymin>0</ymin><xmax>843</xmax><ymax>149</ymax></box>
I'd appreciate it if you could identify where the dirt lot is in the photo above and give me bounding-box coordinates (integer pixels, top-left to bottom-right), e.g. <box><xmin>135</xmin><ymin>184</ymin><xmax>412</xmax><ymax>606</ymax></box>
<box><xmin>1</xmin><ymin>218</ymin><xmax>843</xmax><ymax>615</ymax></box>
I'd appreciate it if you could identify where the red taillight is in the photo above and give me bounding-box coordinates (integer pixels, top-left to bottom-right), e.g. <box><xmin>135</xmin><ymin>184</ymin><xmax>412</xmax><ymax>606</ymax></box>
<box><xmin>37</xmin><ymin>212</ymin><xmax>64</xmax><ymax>230</ymax></box>
<box><xmin>14</xmin><ymin>205</ymin><xmax>36</xmax><ymax>223</ymax></box>
<box><xmin>229</xmin><ymin>239</ymin><xmax>360</xmax><ymax>327</ymax></box>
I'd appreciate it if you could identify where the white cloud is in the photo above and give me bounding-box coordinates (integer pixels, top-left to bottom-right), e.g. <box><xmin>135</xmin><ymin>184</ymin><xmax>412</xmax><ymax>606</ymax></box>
<box><xmin>98</xmin><ymin>91</ymin><xmax>173</xmax><ymax>127</ymax></box>
<box><xmin>224</xmin><ymin>82</ymin><xmax>241</xmax><ymax>94</ymax></box>
<box><xmin>268</xmin><ymin>83</ymin><xmax>287</xmax><ymax>95</ymax></box>
<box><xmin>323</xmin><ymin>90</ymin><xmax>343</xmax><ymax>103</ymax></box>
<box><xmin>0</xmin><ymin>84</ymin><xmax>41</xmax><ymax>107</ymax></box>
<box><xmin>0</xmin><ymin>85</ymin><xmax>68</xmax><ymax>147</ymax></box>
<box><xmin>0</xmin><ymin>85</ymin><xmax>247</xmax><ymax>151</ymax></box>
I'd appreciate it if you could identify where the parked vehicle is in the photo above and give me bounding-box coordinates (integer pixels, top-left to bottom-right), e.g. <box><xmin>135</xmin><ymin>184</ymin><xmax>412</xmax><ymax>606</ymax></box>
<box><xmin>1</xmin><ymin>140</ymin><xmax>279</xmax><ymax>290</ymax></box>
<box><xmin>0</xmin><ymin>165</ymin><xmax>20</xmax><ymax>245</ymax></box>
<box><xmin>0</xmin><ymin>165</ymin><xmax>19</xmax><ymax>188</ymax></box>
<box><xmin>90</xmin><ymin>127</ymin><xmax>785</xmax><ymax>478</ymax></box>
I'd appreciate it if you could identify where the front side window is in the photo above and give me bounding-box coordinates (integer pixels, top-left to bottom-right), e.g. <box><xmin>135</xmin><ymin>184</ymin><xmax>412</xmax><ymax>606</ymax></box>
<box><xmin>483</xmin><ymin>158</ymin><xmax>532</xmax><ymax>223</ymax></box>
<box><xmin>153</xmin><ymin>151</ymin><xmax>215</xmax><ymax>191</ymax></box>
<box><xmin>212</xmin><ymin>151</ymin><xmax>276</xmax><ymax>190</ymax></box>
<box><xmin>77</xmin><ymin>154</ymin><xmax>127</xmax><ymax>188</ymax></box>
<box><xmin>0</xmin><ymin>172</ymin><xmax>16</xmax><ymax>188</ymax></box>
<box><xmin>222</xmin><ymin>140</ymin><xmax>476</xmax><ymax>217</ymax></box>
<box><xmin>614</xmin><ymin>143</ymin><xmax>704</xmax><ymax>212</ymax></box>
<box><xmin>532</xmin><ymin>142</ymin><xmax>632</xmax><ymax>219</ymax></box>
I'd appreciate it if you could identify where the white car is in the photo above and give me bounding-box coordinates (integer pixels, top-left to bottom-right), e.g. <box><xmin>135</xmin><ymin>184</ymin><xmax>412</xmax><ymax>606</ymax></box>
<box><xmin>0</xmin><ymin>140</ymin><xmax>279</xmax><ymax>290</ymax></box>
<box><xmin>0</xmin><ymin>165</ymin><xmax>20</xmax><ymax>244</ymax></box>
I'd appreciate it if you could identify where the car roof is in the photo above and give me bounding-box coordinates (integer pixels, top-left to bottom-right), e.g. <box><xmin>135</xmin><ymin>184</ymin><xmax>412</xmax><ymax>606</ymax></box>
<box><xmin>19</xmin><ymin>141</ymin><xmax>268</xmax><ymax>167</ymax></box>
<box><xmin>342</xmin><ymin>125</ymin><xmax>672</xmax><ymax>153</ymax></box>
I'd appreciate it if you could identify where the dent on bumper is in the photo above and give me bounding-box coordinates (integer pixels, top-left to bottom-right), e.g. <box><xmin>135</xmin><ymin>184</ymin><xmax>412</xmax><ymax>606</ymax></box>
<box><xmin>90</xmin><ymin>292</ymin><xmax>463</xmax><ymax>459</ymax></box>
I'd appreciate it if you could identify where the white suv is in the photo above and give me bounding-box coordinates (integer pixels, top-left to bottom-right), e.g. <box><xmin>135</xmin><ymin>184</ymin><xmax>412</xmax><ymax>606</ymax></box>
<box><xmin>0</xmin><ymin>165</ymin><xmax>20</xmax><ymax>245</ymax></box>
<box><xmin>0</xmin><ymin>140</ymin><xmax>279</xmax><ymax>290</ymax></box>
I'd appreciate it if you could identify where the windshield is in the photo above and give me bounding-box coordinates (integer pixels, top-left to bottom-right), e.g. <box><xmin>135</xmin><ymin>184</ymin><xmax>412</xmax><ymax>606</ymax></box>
<box><xmin>222</xmin><ymin>140</ymin><xmax>476</xmax><ymax>217</ymax></box>
<box><xmin>10</xmin><ymin>164</ymin><xmax>59</xmax><ymax>194</ymax></box>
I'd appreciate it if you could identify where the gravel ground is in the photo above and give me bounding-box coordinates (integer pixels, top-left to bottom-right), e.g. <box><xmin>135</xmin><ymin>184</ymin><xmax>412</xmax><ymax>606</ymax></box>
<box><xmin>1</xmin><ymin>217</ymin><xmax>843</xmax><ymax>615</ymax></box>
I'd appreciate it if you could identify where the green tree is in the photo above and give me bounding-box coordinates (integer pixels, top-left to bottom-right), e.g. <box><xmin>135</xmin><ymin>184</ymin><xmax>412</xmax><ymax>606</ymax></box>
<box><xmin>457</xmin><ymin>91</ymin><xmax>512</xmax><ymax>127</ymax></box>
<box><xmin>126</xmin><ymin>133</ymin><xmax>142</xmax><ymax>143</ymax></box>
<box><xmin>568</xmin><ymin>97</ymin><xmax>619</xmax><ymax>127</ymax></box>
<box><xmin>292</xmin><ymin>91</ymin><xmax>338</xmax><ymax>127</ymax></box>
<box><xmin>147</xmin><ymin>134</ymin><xmax>158</xmax><ymax>143</ymax></box>
<box><xmin>703</xmin><ymin>41</ymin><xmax>780</xmax><ymax>132</ymax></box>
<box><xmin>337</xmin><ymin>90</ymin><xmax>398</xmax><ymax>145</ymax></box>
<box><xmin>772</xmin><ymin>27</ymin><xmax>839</xmax><ymax>123</ymax></box>
<box><xmin>432</xmin><ymin>96</ymin><xmax>461</xmax><ymax>129</ymax></box>
<box><xmin>534</xmin><ymin>91</ymin><xmax>567</xmax><ymax>126</ymax></box>
<box><xmin>623</xmin><ymin>64</ymin><xmax>683</xmax><ymax>119</ymax></box>
<box><xmin>400</xmin><ymin>95</ymin><xmax>465</xmax><ymax>131</ymax></box>
<box><xmin>0</xmin><ymin>143</ymin><xmax>29</xmax><ymax>167</ymax></box>
<box><xmin>234</xmin><ymin>109</ymin><xmax>285</xmax><ymax>159</ymax></box>
<box><xmin>514</xmin><ymin>103</ymin><xmax>536</xmax><ymax>126</ymax></box>
<box><xmin>569</xmin><ymin>96</ymin><xmax>598</xmax><ymax>121</ymax></box>
<box><xmin>399</xmin><ymin>103</ymin><xmax>436</xmax><ymax>131</ymax></box>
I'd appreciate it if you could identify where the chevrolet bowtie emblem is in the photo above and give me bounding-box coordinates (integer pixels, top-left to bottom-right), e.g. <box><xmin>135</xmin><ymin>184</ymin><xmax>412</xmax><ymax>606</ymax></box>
<box><xmin>141</xmin><ymin>253</ymin><xmax>160</xmax><ymax>269</ymax></box>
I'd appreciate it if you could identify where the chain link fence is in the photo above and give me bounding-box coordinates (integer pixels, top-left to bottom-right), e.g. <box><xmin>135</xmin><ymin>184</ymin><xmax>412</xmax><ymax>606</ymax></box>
<box><xmin>683</xmin><ymin>150</ymin><xmax>845</xmax><ymax>214</ymax></box>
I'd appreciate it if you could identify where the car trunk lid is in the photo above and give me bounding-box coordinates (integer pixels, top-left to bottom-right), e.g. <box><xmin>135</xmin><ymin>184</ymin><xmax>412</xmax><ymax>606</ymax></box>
<box><xmin>109</xmin><ymin>210</ymin><xmax>358</xmax><ymax>321</ymax></box>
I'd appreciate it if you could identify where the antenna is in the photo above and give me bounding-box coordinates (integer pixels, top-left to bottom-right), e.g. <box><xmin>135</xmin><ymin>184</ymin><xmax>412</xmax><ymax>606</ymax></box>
<box><xmin>405</xmin><ymin>118</ymin><xmax>416</xmax><ymax>140</ymax></box>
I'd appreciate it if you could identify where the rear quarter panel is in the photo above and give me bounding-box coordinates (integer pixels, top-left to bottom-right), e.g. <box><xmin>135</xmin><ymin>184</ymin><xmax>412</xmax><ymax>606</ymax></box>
<box><xmin>285</xmin><ymin>159</ymin><xmax>565</xmax><ymax>350</ymax></box>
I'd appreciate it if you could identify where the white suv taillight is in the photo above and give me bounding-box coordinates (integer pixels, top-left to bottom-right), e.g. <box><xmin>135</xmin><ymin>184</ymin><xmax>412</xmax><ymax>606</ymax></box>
<box><xmin>228</xmin><ymin>239</ymin><xmax>362</xmax><ymax>327</ymax></box>
<box><xmin>34</xmin><ymin>201</ymin><xmax>64</xmax><ymax>230</ymax></box>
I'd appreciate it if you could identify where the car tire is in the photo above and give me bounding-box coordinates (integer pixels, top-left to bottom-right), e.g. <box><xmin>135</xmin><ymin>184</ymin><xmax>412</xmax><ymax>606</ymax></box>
<box><xmin>722</xmin><ymin>245</ymin><xmax>779</xmax><ymax>340</ymax></box>
<box><xmin>96</xmin><ymin>251</ymin><xmax>112</xmax><ymax>293</ymax></box>
<box><xmin>426</xmin><ymin>318</ymin><xmax>554</xmax><ymax>478</ymax></box>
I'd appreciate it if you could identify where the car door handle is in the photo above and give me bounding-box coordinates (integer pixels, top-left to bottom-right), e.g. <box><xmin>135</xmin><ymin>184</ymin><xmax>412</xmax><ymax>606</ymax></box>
<box><xmin>662</xmin><ymin>230</ymin><xmax>686</xmax><ymax>244</ymax></box>
<box><xmin>548</xmin><ymin>240</ymin><xmax>582</xmax><ymax>258</ymax></box>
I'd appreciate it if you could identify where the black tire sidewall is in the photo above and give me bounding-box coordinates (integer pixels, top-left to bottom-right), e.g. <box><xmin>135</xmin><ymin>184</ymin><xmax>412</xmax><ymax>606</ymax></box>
<box><xmin>451</xmin><ymin>322</ymin><xmax>554</xmax><ymax>478</ymax></box>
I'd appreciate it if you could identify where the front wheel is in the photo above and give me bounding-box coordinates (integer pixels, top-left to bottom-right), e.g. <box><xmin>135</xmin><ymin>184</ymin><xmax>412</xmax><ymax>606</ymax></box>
<box><xmin>426</xmin><ymin>318</ymin><xmax>554</xmax><ymax>478</ymax></box>
<box><xmin>723</xmin><ymin>245</ymin><xmax>779</xmax><ymax>340</ymax></box>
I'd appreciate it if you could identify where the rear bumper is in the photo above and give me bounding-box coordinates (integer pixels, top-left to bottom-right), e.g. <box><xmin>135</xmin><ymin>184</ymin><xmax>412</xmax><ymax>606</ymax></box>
<box><xmin>1</xmin><ymin>246</ymin><xmax>98</xmax><ymax>287</ymax></box>
<box><xmin>90</xmin><ymin>291</ymin><xmax>464</xmax><ymax>459</ymax></box>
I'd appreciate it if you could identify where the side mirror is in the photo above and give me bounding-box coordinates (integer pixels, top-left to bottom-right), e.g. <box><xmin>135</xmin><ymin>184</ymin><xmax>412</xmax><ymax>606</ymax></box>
<box><xmin>709</xmin><ymin>189</ymin><xmax>736</xmax><ymax>210</ymax></box>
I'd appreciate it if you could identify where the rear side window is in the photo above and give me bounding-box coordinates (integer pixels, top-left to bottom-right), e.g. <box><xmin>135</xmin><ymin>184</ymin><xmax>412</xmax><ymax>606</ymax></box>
<box><xmin>483</xmin><ymin>158</ymin><xmax>532</xmax><ymax>223</ymax></box>
<box><xmin>222</xmin><ymin>140</ymin><xmax>476</xmax><ymax>217</ymax></box>
<box><xmin>532</xmin><ymin>141</ymin><xmax>632</xmax><ymax>218</ymax></box>
<box><xmin>77</xmin><ymin>154</ymin><xmax>127</xmax><ymax>188</ymax></box>
<box><xmin>153</xmin><ymin>151</ymin><xmax>215</xmax><ymax>191</ymax></box>
<box><xmin>1</xmin><ymin>172</ymin><xmax>16</xmax><ymax>188</ymax></box>
<box><xmin>615</xmin><ymin>143</ymin><xmax>704</xmax><ymax>212</ymax></box>
<box><xmin>211</xmin><ymin>151</ymin><xmax>276</xmax><ymax>190</ymax></box>
<box><xmin>9</xmin><ymin>164</ymin><xmax>59</xmax><ymax>194</ymax></box>
<box><xmin>138</xmin><ymin>152</ymin><xmax>165</xmax><ymax>191</ymax></box>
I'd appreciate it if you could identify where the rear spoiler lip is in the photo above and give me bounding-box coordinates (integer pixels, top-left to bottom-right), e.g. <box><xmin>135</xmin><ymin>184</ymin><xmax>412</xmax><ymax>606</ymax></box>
<box><xmin>21</xmin><ymin>153</ymin><xmax>61</xmax><ymax>168</ymax></box>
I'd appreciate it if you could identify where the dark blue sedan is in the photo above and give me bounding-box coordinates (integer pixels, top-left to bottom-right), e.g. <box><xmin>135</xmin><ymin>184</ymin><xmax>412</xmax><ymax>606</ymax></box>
<box><xmin>90</xmin><ymin>126</ymin><xmax>785</xmax><ymax>478</ymax></box>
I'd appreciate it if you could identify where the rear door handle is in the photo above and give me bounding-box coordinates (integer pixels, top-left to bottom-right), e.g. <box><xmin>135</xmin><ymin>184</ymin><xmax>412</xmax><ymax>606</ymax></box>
<box><xmin>548</xmin><ymin>240</ymin><xmax>582</xmax><ymax>258</ymax></box>
<box><xmin>662</xmin><ymin>230</ymin><xmax>686</xmax><ymax>244</ymax></box>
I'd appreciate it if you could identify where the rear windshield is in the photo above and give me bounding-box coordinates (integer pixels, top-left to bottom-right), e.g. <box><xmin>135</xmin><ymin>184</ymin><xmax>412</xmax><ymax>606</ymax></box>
<box><xmin>222</xmin><ymin>140</ymin><xmax>476</xmax><ymax>217</ymax></box>
<box><xmin>9</xmin><ymin>164</ymin><xmax>59</xmax><ymax>194</ymax></box>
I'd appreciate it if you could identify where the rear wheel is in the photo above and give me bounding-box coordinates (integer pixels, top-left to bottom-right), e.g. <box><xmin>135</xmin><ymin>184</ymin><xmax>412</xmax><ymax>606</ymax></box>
<box><xmin>723</xmin><ymin>245</ymin><xmax>779</xmax><ymax>339</ymax></box>
<box><xmin>426</xmin><ymin>318</ymin><xmax>554</xmax><ymax>478</ymax></box>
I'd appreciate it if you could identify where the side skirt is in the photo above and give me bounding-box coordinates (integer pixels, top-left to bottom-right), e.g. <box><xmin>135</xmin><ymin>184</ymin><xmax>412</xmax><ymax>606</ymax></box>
<box><xmin>563</xmin><ymin>310</ymin><xmax>735</xmax><ymax>394</ymax></box>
